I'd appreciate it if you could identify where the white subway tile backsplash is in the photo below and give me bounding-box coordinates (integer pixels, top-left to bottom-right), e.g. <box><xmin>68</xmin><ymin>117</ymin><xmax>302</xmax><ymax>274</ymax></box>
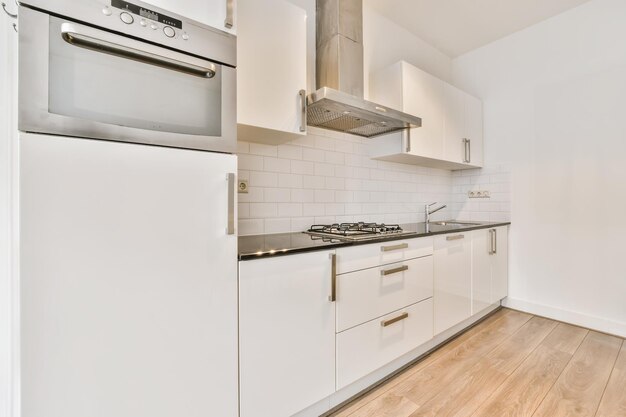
<box><xmin>236</xmin><ymin>131</ymin><xmax>510</xmax><ymax>235</ymax></box>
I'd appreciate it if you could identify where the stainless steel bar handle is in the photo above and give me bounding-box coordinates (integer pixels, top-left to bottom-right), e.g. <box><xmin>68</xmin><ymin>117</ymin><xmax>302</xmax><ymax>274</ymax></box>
<box><xmin>2</xmin><ymin>2</ymin><xmax>18</xmax><ymax>19</ymax></box>
<box><xmin>381</xmin><ymin>243</ymin><xmax>409</xmax><ymax>252</ymax></box>
<box><xmin>381</xmin><ymin>312</ymin><xmax>409</xmax><ymax>327</ymax></box>
<box><xmin>226</xmin><ymin>173</ymin><xmax>235</xmax><ymax>235</ymax></box>
<box><xmin>329</xmin><ymin>253</ymin><xmax>337</xmax><ymax>302</ymax></box>
<box><xmin>224</xmin><ymin>0</ymin><xmax>234</xmax><ymax>28</ymax></box>
<box><xmin>299</xmin><ymin>89</ymin><xmax>307</xmax><ymax>133</ymax></box>
<box><xmin>493</xmin><ymin>228</ymin><xmax>497</xmax><ymax>254</ymax></box>
<box><xmin>446</xmin><ymin>234</ymin><xmax>465</xmax><ymax>241</ymax></box>
<box><xmin>462</xmin><ymin>138</ymin><xmax>470</xmax><ymax>163</ymax></box>
<box><xmin>488</xmin><ymin>229</ymin><xmax>495</xmax><ymax>254</ymax></box>
<box><xmin>381</xmin><ymin>265</ymin><xmax>408</xmax><ymax>276</ymax></box>
<box><xmin>60</xmin><ymin>23</ymin><xmax>216</xmax><ymax>78</ymax></box>
<box><xmin>467</xmin><ymin>139</ymin><xmax>471</xmax><ymax>163</ymax></box>
<box><xmin>403</xmin><ymin>129</ymin><xmax>411</xmax><ymax>153</ymax></box>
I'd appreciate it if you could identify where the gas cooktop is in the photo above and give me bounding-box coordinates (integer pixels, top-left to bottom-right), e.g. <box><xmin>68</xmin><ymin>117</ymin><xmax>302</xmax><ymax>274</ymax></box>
<box><xmin>304</xmin><ymin>222</ymin><xmax>415</xmax><ymax>242</ymax></box>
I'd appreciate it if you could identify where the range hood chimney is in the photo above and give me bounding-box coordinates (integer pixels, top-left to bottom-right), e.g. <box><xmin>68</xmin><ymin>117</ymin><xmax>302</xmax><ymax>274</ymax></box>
<box><xmin>308</xmin><ymin>0</ymin><xmax>421</xmax><ymax>138</ymax></box>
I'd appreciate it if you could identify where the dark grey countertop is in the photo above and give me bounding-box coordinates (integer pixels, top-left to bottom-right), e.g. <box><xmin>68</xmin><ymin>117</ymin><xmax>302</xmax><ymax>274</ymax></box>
<box><xmin>238</xmin><ymin>221</ymin><xmax>511</xmax><ymax>261</ymax></box>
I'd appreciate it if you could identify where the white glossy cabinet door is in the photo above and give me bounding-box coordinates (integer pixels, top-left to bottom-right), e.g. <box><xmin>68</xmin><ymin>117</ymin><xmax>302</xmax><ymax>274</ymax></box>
<box><xmin>491</xmin><ymin>226</ymin><xmax>509</xmax><ymax>302</ymax></box>
<box><xmin>20</xmin><ymin>134</ymin><xmax>238</xmax><ymax>417</ymax></box>
<box><xmin>239</xmin><ymin>251</ymin><xmax>336</xmax><ymax>417</ymax></box>
<box><xmin>403</xmin><ymin>65</ymin><xmax>445</xmax><ymax>159</ymax></box>
<box><xmin>443</xmin><ymin>83</ymin><xmax>465</xmax><ymax>164</ymax></box>
<box><xmin>434</xmin><ymin>233</ymin><xmax>472</xmax><ymax>335</ymax></box>
<box><xmin>144</xmin><ymin>0</ymin><xmax>236</xmax><ymax>34</ymax></box>
<box><xmin>464</xmin><ymin>94</ymin><xmax>484</xmax><ymax>167</ymax></box>
<box><xmin>236</xmin><ymin>0</ymin><xmax>307</xmax><ymax>144</ymax></box>
<box><xmin>471</xmin><ymin>229</ymin><xmax>493</xmax><ymax>314</ymax></box>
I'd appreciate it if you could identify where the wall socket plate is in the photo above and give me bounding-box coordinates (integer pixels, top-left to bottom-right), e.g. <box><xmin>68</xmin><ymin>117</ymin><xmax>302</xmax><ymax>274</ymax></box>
<box><xmin>468</xmin><ymin>190</ymin><xmax>490</xmax><ymax>198</ymax></box>
<box><xmin>238</xmin><ymin>180</ymin><xmax>249</xmax><ymax>194</ymax></box>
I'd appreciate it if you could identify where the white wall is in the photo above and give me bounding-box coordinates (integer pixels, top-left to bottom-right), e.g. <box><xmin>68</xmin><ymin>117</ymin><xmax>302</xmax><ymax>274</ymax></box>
<box><xmin>363</xmin><ymin>2</ymin><xmax>453</xmax><ymax>95</ymax></box>
<box><xmin>0</xmin><ymin>9</ymin><xmax>18</xmax><ymax>417</ymax></box>
<box><xmin>237</xmin><ymin>128</ymin><xmax>453</xmax><ymax>235</ymax></box>
<box><xmin>451</xmin><ymin>0</ymin><xmax>626</xmax><ymax>336</ymax></box>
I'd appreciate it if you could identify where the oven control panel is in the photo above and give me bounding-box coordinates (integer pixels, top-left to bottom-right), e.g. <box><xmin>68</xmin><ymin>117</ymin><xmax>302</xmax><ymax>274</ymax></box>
<box><xmin>104</xmin><ymin>0</ymin><xmax>189</xmax><ymax>41</ymax></box>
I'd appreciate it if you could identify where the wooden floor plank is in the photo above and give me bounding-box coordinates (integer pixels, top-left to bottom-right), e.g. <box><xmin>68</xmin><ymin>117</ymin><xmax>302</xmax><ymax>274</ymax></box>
<box><xmin>346</xmin><ymin>310</ymin><xmax>532</xmax><ymax>417</ymax></box>
<box><xmin>407</xmin><ymin>316</ymin><xmax>558</xmax><ymax>417</ymax></box>
<box><xmin>532</xmin><ymin>331</ymin><xmax>622</xmax><ymax>417</ymax></box>
<box><xmin>595</xmin><ymin>339</ymin><xmax>626</xmax><ymax>417</ymax></box>
<box><xmin>331</xmin><ymin>308</ymin><xmax>513</xmax><ymax>417</ymax></box>
<box><xmin>471</xmin><ymin>323</ymin><xmax>588</xmax><ymax>417</ymax></box>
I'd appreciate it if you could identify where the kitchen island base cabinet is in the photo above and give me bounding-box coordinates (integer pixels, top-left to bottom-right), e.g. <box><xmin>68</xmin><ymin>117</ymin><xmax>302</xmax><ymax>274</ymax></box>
<box><xmin>239</xmin><ymin>250</ymin><xmax>336</xmax><ymax>417</ymax></box>
<box><xmin>433</xmin><ymin>233</ymin><xmax>472</xmax><ymax>335</ymax></box>
<box><xmin>336</xmin><ymin>298</ymin><xmax>434</xmax><ymax>390</ymax></box>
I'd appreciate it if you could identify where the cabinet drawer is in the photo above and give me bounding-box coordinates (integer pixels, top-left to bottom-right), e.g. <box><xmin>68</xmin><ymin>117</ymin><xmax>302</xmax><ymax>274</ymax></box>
<box><xmin>337</xmin><ymin>255</ymin><xmax>433</xmax><ymax>332</ymax></box>
<box><xmin>337</xmin><ymin>237</ymin><xmax>433</xmax><ymax>274</ymax></box>
<box><xmin>336</xmin><ymin>298</ymin><xmax>434</xmax><ymax>389</ymax></box>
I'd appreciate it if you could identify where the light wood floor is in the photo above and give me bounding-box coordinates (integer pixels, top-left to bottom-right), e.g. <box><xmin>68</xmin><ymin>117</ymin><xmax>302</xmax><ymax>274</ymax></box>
<box><xmin>330</xmin><ymin>308</ymin><xmax>626</xmax><ymax>417</ymax></box>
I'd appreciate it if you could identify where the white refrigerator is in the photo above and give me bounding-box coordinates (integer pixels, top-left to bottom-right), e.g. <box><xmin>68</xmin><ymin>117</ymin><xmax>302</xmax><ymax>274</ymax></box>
<box><xmin>20</xmin><ymin>133</ymin><xmax>238</xmax><ymax>417</ymax></box>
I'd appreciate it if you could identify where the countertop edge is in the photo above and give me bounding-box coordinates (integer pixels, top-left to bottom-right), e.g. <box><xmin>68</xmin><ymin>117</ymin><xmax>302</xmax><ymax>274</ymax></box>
<box><xmin>238</xmin><ymin>222</ymin><xmax>511</xmax><ymax>261</ymax></box>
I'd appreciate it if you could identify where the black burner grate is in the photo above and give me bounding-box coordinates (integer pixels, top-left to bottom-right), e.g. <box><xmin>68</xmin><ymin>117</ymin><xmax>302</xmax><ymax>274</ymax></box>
<box><xmin>307</xmin><ymin>222</ymin><xmax>403</xmax><ymax>236</ymax></box>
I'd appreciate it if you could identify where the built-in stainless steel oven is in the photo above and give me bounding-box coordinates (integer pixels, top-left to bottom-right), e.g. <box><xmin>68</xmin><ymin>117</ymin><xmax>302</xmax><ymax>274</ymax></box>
<box><xmin>18</xmin><ymin>0</ymin><xmax>236</xmax><ymax>152</ymax></box>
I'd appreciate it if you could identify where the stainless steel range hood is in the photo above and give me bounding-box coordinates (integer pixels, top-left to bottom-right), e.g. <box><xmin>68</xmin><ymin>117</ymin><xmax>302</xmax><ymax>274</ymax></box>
<box><xmin>308</xmin><ymin>0</ymin><xmax>421</xmax><ymax>138</ymax></box>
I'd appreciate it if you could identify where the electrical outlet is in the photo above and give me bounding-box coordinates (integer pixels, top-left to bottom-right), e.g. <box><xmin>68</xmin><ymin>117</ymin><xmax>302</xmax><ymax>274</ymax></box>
<box><xmin>468</xmin><ymin>190</ymin><xmax>490</xmax><ymax>198</ymax></box>
<box><xmin>238</xmin><ymin>180</ymin><xmax>249</xmax><ymax>194</ymax></box>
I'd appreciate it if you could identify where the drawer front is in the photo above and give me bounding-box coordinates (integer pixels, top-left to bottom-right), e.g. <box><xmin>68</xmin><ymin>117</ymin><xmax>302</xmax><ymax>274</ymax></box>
<box><xmin>336</xmin><ymin>298</ymin><xmax>434</xmax><ymax>389</ymax></box>
<box><xmin>337</xmin><ymin>255</ymin><xmax>433</xmax><ymax>332</ymax></box>
<box><xmin>336</xmin><ymin>236</ymin><xmax>434</xmax><ymax>274</ymax></box>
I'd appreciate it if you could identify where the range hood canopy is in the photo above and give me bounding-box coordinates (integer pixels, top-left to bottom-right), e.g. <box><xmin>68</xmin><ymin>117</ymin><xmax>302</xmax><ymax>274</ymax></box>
<box><xmin>308</xmin><ymin>0</ymin><xmax>421</xmax><ymax>138</ymax></box>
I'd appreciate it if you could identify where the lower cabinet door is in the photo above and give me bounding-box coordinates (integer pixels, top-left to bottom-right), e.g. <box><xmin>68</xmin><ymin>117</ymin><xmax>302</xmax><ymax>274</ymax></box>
<box><xmin>491</xmin><ymin>226</ymin><xmax>509</xmax><ymax>302</ymax></box>
<box><xmin>336</xmin><ymin>298</ymin><xmax>434</xmax><ymax>389</ymax></box>
<box><xmin>471</xmin><ymin>229</ymin><xmax>493</xmax><ymax>314</ymax></box>
<box><xmin>434</xmin><ymin>233</ymin><xmax>472</xmax><ymax>335</ymax></box>
<box><xmin>239</xmin><ymin>251</ymin><xmax>336</xmax><ymax>417</ymax></box>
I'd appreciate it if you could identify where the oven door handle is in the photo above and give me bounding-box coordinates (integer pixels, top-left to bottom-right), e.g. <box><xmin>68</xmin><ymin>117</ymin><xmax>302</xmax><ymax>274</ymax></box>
<box><xmin>60</xmin><ymin>23</ymin><xmax>217</xmax><ymax>79</ymax></box>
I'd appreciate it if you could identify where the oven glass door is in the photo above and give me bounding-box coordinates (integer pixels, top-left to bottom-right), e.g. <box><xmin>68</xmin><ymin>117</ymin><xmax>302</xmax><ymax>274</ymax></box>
<box><xmin>19</xmin><ymin>7</ymin><xmax>236</xmax><ymax>153</ymax></box>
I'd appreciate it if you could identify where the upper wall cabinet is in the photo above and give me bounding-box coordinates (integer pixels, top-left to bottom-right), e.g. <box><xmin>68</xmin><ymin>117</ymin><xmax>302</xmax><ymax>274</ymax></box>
<box><xmin>369</xmin><ymin>61</ymin><xmax>483</xmax><ymax>170</ymax></box>
<box><xmin>236</xmin><ymin>0</ymin><xmax>308</xmax><ymax>145</ymax></box>
<box><xmin>144</xmin><ymin>0</ymin><xmax>237</xmax><ymax>34</ymax></box>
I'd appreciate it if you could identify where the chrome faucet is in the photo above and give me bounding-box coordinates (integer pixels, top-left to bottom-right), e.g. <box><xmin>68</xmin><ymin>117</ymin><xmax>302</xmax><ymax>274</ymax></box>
<box><xmin>425</xmin><ymin>202</ymin><xmax>447</xmax><ymax>224</ymax></box>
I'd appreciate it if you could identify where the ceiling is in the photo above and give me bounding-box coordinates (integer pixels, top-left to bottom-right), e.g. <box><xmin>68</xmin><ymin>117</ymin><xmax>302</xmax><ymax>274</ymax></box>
<box><xmin>365</xmin><ymin>0</ymin><xmax>591</xmax><ymax>57</ymax></box>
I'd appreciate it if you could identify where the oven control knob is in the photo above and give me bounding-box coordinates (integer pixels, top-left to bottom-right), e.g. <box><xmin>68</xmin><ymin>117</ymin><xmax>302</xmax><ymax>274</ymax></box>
<box><xmin>163</xmin><ymin>26</ymin><xmax>175</xmax><ymax>38</ymax></box>
<box><xmin>150</xmin><ymin>23</ymin><xmax>158</xmax><ymax>30</ymax></box>
<box><xmin>120</xmin><ymin>12</ymin><xmax>134</xmax><ymax>24</ymax></box>
<box><xmin>139</xmin><ymin>19</ymin><xmax>147</xmax><ymax>27</ymax></box>
<box><xmin>102</xmin><ymin>7</ymin><xmax>112</xmax><ymax>16</ymax></box>
<box><xmin>182</xmin><ymin>32</ymin><xmax>189</xmax><ymax>40</ymax></box>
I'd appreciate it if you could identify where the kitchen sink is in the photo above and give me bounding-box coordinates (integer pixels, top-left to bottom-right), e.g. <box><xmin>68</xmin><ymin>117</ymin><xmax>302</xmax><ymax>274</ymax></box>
<box><xmin>431</xmin><ymin>221</ymin><xmax>482</xmax><ymax>226</ymax></box>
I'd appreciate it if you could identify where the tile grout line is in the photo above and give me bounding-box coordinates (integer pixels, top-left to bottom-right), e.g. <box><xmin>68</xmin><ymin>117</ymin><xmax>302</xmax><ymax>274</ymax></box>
<box><xmin>530</xmin><ymin>329</ymin><xmax>591</xmax><ymax>417</ymax></box>
<box><xmin>592</xmin><ymin>338</ymin><xmax>624</xmax><ymax>417</ymax></box>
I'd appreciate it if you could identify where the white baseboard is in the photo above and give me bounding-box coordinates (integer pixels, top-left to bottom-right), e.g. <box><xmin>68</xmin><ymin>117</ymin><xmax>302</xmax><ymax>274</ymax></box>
<box><xmin>502</xmin><ymin>297</ymin><xmax>626</xmax><ymax>338</ymax></box>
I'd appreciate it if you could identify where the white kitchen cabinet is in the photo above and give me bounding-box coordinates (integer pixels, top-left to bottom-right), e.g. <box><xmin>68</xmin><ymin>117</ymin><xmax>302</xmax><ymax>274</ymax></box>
<box><xmin>491</xmin><ymin>226</ymin><xmax>509</xmax><ymax>302</ymax></box>
<box><xmin>336</xmin><ymin>255</ymin><xmax>433</xmax><ymax>332</ymax></box>
<box><xmin>472</xmin><ymin>226</ymin><xmax>509</xmax><ymax>314</ymax></box>
<box><xmin>144</xmin><ymin>0</ymin><xmax>236</xmax><ymax>34</ymax></box>
<box><xmin>336</xmin><ymin>298</ymin><xmax>433</xmax><ymax>389</ymax></box>
<box><xmin>239</xmin><ymin>250</ymin><xmax>336</xmax><ymax>417</ymax></box>
<box><xmin>433</xmin><ymin>232</ymin><xmax>472</xmax><ymax>335</ymax></box>
<box><xmin>20</xmin><ymin>134</ymin><xmax>238</xmax><ymax>417</ymax></box>
<box><xmin>336</xmin><ymin>236</ymin><xmax>433</xmax><ymax>274</ymax></box>
<box><xmin>369</xmin><ymin>61</ymin><xmax>483</xmax><ymax>170</ymax></box>
<box><xmin>236</xmin><ymin>0</ymin><xmax>307</xmax><ymax>144</ymax></box>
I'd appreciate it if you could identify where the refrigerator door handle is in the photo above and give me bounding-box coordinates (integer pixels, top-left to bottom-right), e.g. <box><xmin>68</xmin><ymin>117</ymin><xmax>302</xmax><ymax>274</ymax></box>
<box><xmin>226</xmin><ymin>173</ymin><xmax>235</xmax><ymax>235</ymax></box>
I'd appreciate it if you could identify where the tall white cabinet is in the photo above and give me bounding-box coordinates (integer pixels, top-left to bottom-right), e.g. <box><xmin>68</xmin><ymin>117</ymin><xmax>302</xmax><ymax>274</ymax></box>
<box><xmin>20</xmin><ymin>134</ymin><xmax>239</xmax><ymax>417</ymax></box>
<box><xmin>369</xmin><ymin>61</ymin><xmax>484</xmax><ymax>170</ymax></box>
<box><xmin>236</xmin><ymin>0</ymin><xmax>308</xmax><ymax>144</ymax></box>
<box><xmin>144</xmin><ymin>0</ymin><xmax>237</xmax><ymax>34</ymax></box>
<box><xmin>239</xmin><ymin>250</ymin><xmax>336</xmax><ymax>417</ymax></box>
